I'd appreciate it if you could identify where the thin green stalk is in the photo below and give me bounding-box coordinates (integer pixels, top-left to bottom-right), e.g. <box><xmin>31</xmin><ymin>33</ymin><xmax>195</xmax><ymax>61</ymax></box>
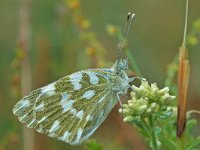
<box><xmin>125</xmin><ymin>48</ymin><xmax>143</xmax><ymax>77</ymax></box>
<box><xmin>182</xmin><ymin>0</ymin><xmax>189</xmax><ymax>47</ymax></box>
<box><xmin>176</xmin><ymin>137</ymin><xmax>185</xmax><ymax>150</ymax></box>
<box><xmin>149</xmin><ymin>116</ymin><xmax>159</xmax><ymax>150</ymax></box>
<box><xmin>139</xmin><ymin>119</ymin><xmax>152</xmax><ymax>138</ymax></box>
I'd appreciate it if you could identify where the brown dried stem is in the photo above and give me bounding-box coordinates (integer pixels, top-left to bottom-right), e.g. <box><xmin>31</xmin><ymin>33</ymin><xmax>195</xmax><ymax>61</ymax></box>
<box><xmin>177</xmin><ymin>0</ymin><xmax>190</xmax><ymax>138</ymax></box>
<box><xmin>18</xmin><ymin>0</ymin><xmax>34</xmax><ymax>149</ymax></box>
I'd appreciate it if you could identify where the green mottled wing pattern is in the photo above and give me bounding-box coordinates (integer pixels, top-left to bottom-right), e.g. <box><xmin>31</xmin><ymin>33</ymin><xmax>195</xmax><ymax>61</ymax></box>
<box><xmin>12</xmin><ymin>69</ymin><xmax>119</xmax><ymax>145</ymax></box>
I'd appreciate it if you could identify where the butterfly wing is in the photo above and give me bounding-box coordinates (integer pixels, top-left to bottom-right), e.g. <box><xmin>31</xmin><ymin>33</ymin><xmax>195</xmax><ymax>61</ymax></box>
<box><xmin>12</xmin><ymin>69</ymin><xmax>119</xmax><ymax>145</ymax></box>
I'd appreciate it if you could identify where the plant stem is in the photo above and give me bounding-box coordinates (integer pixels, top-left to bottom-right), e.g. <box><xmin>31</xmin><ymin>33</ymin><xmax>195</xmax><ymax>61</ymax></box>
<box><xmin>19</xmin><ymin>0</ymin><xmax>34</xmax><ymax>149</ymax></box>
<box><xmin>182</xmin><ymin>0</ymin><xmax>189</xmax><ymax>47</ymax></box>
<box><xmin>176</xmin><ymin>137</ymin><xmax>185</xmax><ymax>150</ymax></box>
<box><xmin>125</xmin><ymin>48</ymin><xmax>143</xmax><ymax>77</ymax></box>
<box><xmin>139</xmin><ymin>119</ymin><xmax>152</xmax><ymax>137</ymax></box>
<box><xmin>149</xmin><ymin>116</ymin><xmax>159</xmax><ymax>150</ymax></box>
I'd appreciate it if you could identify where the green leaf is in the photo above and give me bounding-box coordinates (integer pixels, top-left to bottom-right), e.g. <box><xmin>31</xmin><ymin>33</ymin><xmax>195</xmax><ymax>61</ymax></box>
<box><xmin>186</xmin><ymin>136</ymin><xmax>200</xmax><ymax>150</ymax></box>
<box><xmin>85</xmin><ymin>139</ymin><xmax>102</xmax><ymax>150</ymax></box>
<box><xmin>154</xmin><ymin>126</ymin><xmax>161</xmax><ymax>136</ymax></box>
<box><xmin>185</xmin><ymin>119</ymin><xmax>197</xmax><ymax>133</ymax></box>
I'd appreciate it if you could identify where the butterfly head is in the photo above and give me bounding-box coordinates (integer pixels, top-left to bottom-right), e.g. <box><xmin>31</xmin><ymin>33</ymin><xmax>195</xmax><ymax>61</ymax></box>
<box><xmin>112</xmin><ymin>58</ymin><xmax>128</xmax><ymax>73</ymax></box>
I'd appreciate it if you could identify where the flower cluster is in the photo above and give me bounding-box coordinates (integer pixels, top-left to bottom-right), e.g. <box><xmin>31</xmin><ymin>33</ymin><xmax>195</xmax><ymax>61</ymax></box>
<box><xmin>120</xmin><ymin>81</ymin><xmax>176</xmax><ymax>124</ymax></box>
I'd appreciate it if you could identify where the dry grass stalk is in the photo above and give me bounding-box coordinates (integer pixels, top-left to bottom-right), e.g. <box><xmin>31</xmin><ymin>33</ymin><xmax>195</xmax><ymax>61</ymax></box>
<box><xmin>177</xmin><ymin>44</ymin><xmax>190</xmax><ymax>138</ymax></box>
<box><xmin>19</xmin><ymin>0</ymin><xmax>34</xmax><ymax>149</ymax></box>
<box><xmin>177</xmin><ymin>0</ymin><xmax>190</xmax><ymax>138</ymax></box>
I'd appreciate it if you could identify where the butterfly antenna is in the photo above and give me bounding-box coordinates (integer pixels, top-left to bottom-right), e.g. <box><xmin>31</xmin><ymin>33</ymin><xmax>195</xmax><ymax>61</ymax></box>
<box><xmin>118</xmin><ymin>12</ymin><xmax>136</xmax><ymax>60</ymax></box>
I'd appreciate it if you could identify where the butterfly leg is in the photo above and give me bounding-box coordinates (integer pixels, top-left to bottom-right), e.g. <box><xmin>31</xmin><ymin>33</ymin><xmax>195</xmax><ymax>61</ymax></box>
<box><xmin>117</xmin><ymin>91</ymin><xmax>127</xmax><ymax>120</ymax></box>
<box><xmin>128</xmin><ymin>84</ymin><xmax>145</xmax><ymax>99</ymax></box>
<box><xmin>128</xmin><ymin>76</ymin><xmax>146</xmax><ymax>83</ymax></box>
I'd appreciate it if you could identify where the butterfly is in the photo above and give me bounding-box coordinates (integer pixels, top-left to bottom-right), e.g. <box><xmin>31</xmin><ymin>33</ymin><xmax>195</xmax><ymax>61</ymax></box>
<box><xmin>12</xmin><ymin>12</ymin><xmax>136</xmax><ymax>145</ymax></box>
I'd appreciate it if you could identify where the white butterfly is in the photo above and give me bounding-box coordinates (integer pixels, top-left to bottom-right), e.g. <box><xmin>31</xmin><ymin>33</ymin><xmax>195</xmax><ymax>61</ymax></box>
<box><xmin>12</xmin><ymin>13</ymin><xmax>136</xmax><ymax>145</ymax></box>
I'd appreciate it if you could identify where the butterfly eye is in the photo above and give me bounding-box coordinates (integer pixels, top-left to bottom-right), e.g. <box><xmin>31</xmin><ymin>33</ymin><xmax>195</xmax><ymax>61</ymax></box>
<box><xmin>118</xmin><ymin>62</ymin><xmax>124</xmax><ymax>69</ymax></box>
<box><xmin>117</xmin><ymin>61</ymin><xmax>127</xmax><ymax>71</ymax></box>
<box><xmin>119</xmin><ymin>58</ymin><xmax>129</xmax><ymax>70</ymax></box>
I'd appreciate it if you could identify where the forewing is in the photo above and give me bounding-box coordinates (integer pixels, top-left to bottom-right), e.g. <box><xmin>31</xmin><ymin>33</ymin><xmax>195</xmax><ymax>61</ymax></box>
<box><xmin>12</xmin><ymin>69</ymin><xmax>118</xmax><ymax>145</ymax></box>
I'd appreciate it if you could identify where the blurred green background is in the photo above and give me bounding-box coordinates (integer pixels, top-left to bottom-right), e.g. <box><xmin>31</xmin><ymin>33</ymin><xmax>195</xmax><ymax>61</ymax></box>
<box><xmin>0</xmin><ymin>0</ymin><xmax>200</xmax><ymax>149</ymax></box>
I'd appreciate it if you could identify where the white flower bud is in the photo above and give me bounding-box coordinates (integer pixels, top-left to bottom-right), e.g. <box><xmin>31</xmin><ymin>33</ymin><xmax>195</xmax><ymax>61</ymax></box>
<box><xmin>168</xmin><ymin>95</ymin><xmax>176</xmax><ymax>101</ymax></box>
<box><xmin>138</xmin><ymin>105</ymin><xmax>147</xmax><ymax>111</ymax></box>
<box><xmin>123</xmin><ymin>109</ymin><xmax>130</xmax><ymax>114</ymax></box>
<box><xmin>161</xmin><ymin>93</ymin><xmax>170</xmax><ymax>101</ymax></box>
<box><xmin>147</xmin><ymin>108</ymin><xmax>152</xmax><ymax>113</ymax></box>
<box><xmin>139</xmin><ymin>85</ymin><xmax>145</xmax><ymax>91</ymax></box>
<box><xmin>150</xmin><ymin>103</ymin><xmax>157</xmax><ymax>109</ymax></box>
<box><xmin>128</xmin><ymin>100</ymin><xmax>132</xmax><ymax>104</ymax></box>
<box><xmin>166</xmin><ymin>106</ymin><xmax>172</xmax><ymax>111</ymax></box>
<box><xmin>128</xmin><ymin>103</ymin><xmax>133</xmax><ymax>107</ymax></box>
<box><xmin>157</xmin><ymin>140</ymin><xmax>161</xmax><ymax>147</ymax></box>
<box><xmin>123</xmin><ymin>116</ymin><xmax>133</xmax><ymax>122</ymax></box>
<box><xmin>151</xmin><ymin>83</ymin><xmax>159</xmax><ymax>93</ymax></box>
<box><xmin>130</xmin><ymin>92</ymin><xmax>136</xmax><ymax>97</ymax></box>
<box><xmin>172</xmin><ymin>107</ymin><xmax>177</xmax><ymax>115</ymax></box>
<box><xmin>158</xmin><ymin>87</ymin><xmax>169</xmax><ymax>94</ymax></box>
<box><xmin>122</xmin><ymin>104</ymin><xmax>128</xmax><ymax>108</ymax></box>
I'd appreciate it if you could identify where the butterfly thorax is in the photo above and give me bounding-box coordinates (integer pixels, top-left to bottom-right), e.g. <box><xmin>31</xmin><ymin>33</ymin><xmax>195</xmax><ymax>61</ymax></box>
<box><xmin>109</xmin><ymin>58</ymin><xmax>132</xmax><ymax>94</ymax></box>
